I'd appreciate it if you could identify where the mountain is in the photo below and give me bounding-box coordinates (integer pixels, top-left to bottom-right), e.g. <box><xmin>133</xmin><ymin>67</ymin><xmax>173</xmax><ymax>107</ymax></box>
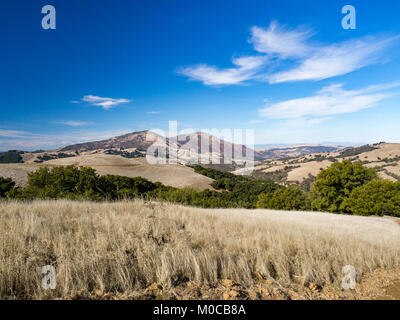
<box><xmin>255</xmin><ymin>144</ymin><xmax>349</xmax><ymax>160</ymax></box>
<box><xmin>1</xmin><ymin>130</ymin><xmax>355</xmax><ymax>165</ymax></box>
<box><xmin>56</xmin><ymin>130</ymin><xmax>263</xmax><ymax>165</ymax></box>
<box><xmin>59</xmin><ymin>130</ymin><xmax>153</xmax><ymax>153</ymax></box>
<box><xmin>0</xmin><ymin>131</ymin><xmax>260</xmax><ymax>188</ymax></box>
<box><xmin>2</xmin><ymin>132</ymin><xmax>400</xmax><ymax>191</ymax></box>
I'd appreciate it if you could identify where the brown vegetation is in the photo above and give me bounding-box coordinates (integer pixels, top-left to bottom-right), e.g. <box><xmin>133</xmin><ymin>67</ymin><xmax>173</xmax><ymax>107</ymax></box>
<box><xmin>0</xmin><ymin>200</ymin><xmax>399</xmax><ymax>300</ymax></box>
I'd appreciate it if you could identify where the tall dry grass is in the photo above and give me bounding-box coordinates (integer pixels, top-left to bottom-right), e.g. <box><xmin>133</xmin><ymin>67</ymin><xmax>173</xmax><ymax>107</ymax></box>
<box><xmin>0</xmin><ymin>199</ymin><xmax>399</xmax><ymax>299</ymax></box>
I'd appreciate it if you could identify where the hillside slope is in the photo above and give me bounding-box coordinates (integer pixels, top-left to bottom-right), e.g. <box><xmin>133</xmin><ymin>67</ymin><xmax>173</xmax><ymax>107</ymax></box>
<box><xmin>250</xmin><ymin>143</ymin><xmax>400</xmax><ymax>187</ymax></box>
<box><xmin>0</xmin><ymin>154</ymin><xmax>214</xmax><ymax>190</ymax></box>
<box><xmin>1</xmin><ymin>199</ymin><xmax>399</xmax><ymax>300</ymax></box>
<box><xmin>255</xmin><ymin>144</ymin><xmax>348</xmax><ymax>160</ymax></box>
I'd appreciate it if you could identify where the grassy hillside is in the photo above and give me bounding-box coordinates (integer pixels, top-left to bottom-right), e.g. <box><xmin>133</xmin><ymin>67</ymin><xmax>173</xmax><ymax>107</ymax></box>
<box><xmin>0</xmin><ymin>155</ymin><xmax>214</xmax><ymax>190</ymax></box>
<box><xmin>0</xmin><ymin>199</ymin><xmax>399</xmax><ymax>300</ymax></box>
<box><xmin>252</xmin><ymin>143</ymin><xmax>400</xmax><ymax>187</ymax></box>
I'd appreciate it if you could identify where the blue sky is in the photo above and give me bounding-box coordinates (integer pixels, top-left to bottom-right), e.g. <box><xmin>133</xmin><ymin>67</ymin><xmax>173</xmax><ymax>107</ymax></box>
<box><xmin>1</xmin><ymin>0</ymin><xmax>400</xmax><ymax>150</ymax></box>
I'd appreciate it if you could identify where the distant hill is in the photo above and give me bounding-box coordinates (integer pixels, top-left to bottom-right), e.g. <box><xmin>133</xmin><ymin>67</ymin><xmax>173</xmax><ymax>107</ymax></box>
<box><xmin>255</xmin><ymin>144</ymin><xmax>349</xmax><ymax>160</ymax></box>
<box><xmin>0</xmin><ymin>130</ymin><xmax>259</xmax><ymax>190</ymax></box>
<box><xmin>59</xmin><ymin>130</ymin><xmax>263</xmax><ymax>161</ymax></box>
<box><xmin>59</xmin><ymin>130</ymin><xmax>152</xmax><ymax>153</ymax></box>
<box><xmin>0</xmin><ymin>150</ymin><xmax>24</xmax><ymax>163</ymax></box>
<box><xmin>248</xmin><ymin>142</ymin><xmax>400</xmax><ymax>190</ymax></box>
<box><xmin>3</xmin><ymin>129</ymin><xmax>399</xmax><ymax>192</ymax></box>
<box><xmin>0</xmin><ymin>131</ymin><xmax>356</xmax><ymax>165</ymax></box>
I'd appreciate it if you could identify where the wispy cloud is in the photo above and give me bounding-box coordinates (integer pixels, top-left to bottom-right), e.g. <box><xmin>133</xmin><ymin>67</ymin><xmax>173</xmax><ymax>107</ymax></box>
<box><xmin>81</xmin><ymin>95</ymin><xmax>131</xmax><ymax>110</ymax></box>
<box><xmin>259</xmin><ymin>81</ymin><xmax>400</xmax><ymax>120</ymax></box>
<box><xmin>282</xmin><ymin>117</ymin><xmax>332</xmax><ymax>128</ymax></box>
<box><xmin>179</xmin><ymin>56</ymin><xmax>268</xmax><ymax>86</ymax></box>
<box><xmin>52</xmin><ymin>120</ymin><xmax>93</xmax><ymax>127</ymax></box>
<box><xmin>250</xmin><ymin>21</ymin><xmax>313</xmax><ymax>58</ymax></box>
<box><xmin>179</xmin><ymin>21</ymin><xmax>398</xmax><ymax>86</ymax></box>
<box><xmin>0</xmin><ymin>129</ymin><xmax>30</xmax><ymax>139</ymax></box>
<box><xmin>247</xmin><ymin>119</ymin><xmax>265</xmax><ymax>124</ymax></box>
<box><xmin>268</xmin><ymin>36</ymin><xmax>399</xmax><ymax>83</ymax></box>
<box><xmin>147</xmin><ymin>111</ymin><xmax>161</xmax><ymax>114</ymax></box>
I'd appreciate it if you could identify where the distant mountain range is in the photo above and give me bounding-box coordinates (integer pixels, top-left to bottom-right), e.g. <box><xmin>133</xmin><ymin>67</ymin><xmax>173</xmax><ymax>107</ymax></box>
<box><xmin>1</xmin><ymin>130</ymin><xmax>357</xmax><ymax>165</ymax></box>
<box><xmin>1</xmin><ymin>131</ymin><xmax>398</xmax><ymax>191</ymax></box>
<box><xmin>255</xmin><ymin>144</ymin><xmax>350</xmax><ymax>160</ymax></box>
<box><xmin>56</xmin><ymin>131</ymin><xmax>354</xmax><ymax>161</ymax></box>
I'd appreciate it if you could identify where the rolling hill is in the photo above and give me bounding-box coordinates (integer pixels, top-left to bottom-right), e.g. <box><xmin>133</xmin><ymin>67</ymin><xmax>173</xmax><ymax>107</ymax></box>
<box><xmin>1</xmin><ymin>129</ymin><xmax>399</xmax><ymax>191</ymax></box>
<box><xmin>249</xmin><ymin>142</ymin><xmax>400</xmax><ymax>189</ymax></box>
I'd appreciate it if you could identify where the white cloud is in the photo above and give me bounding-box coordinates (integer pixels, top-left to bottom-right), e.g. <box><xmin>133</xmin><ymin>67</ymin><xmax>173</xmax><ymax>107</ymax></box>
<box><xmin>81</xmin><ymin>95</ymin><xmax>131</xmax><ymax>110</ymax></box>
<box><xmin>0</xmin><ymin>129</ymin><xmax>30</xmax><ymax>138</ymax></box>
<box><xmin>250</xmin><ymin>21</ymin><xmax>313</xmax><ymax>58</ymax></box>
<box><xmin>282</xmin><ymin>117</ymin><xmax>332</xmax><ymax>128</ymax></box>
<box><xmin>179</xmin><ymin>56</ymin><xmax>268</xmax><ymax>86</ymax></box>
<box><xmin>269</xmin><ymin>36</ymin><xmax>399</xmax><ymax>83</ymax></box>
<box><xmin>52</xmin><ymin>120</ymin><xmax>93</xmax><ymax>127</ymax></box>
<box><xmin>179</xmin><ymin>20</ymin><xmax>398</xmax><ymax>85</ymax></box>
<box><xmin>247</xmin><ymin>119</ymin><xmax>265</xmax><ymax>124</ymax></box>
<box><xmin>259</xmin><ymin>81</ymin><xmax>400</xmax><ymax>119</ymax></box>
<box><xmin>147</xmin><ymin>111</ymin><xmax>161</xmax><ymax>114</ymax></box>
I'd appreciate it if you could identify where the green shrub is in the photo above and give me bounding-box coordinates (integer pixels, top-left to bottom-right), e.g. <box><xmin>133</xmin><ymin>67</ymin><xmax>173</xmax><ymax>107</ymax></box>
<box><xmin>257</xmin><ymin>186</ymin><xmax>309</xmax><ymax>211</ymax></box>
<box><xmin>348</xmin><ymin>180</ymin><xmax>400</xmax><ymax>216</ymax></box>
<box><xmin>310</xmin><ymin>160</ymin><xmax>377</xmax><ymax>213</ymax></box>
<box><xmin>19</xmin><ymin>166</ymin><xmax>157</xmax><ymax>201</ymax></box>
<box><xmin>0</xmin><ymin>150</ymin><xmax>23</xmax><ymax>163</ymax></box>
<box><xmin>4</xmin><ymin>163</ymin><xmax>396</xmax><ymax>216</ymax></box>
<box><xmin>339</xmin><ymin>145</ymin><xmax>377</xmax><ymax>157</ymax></box>
<box><xmin>0</xmin><ymin>177</ymin><xmax>15</xmax><ymax>197</ymax></box>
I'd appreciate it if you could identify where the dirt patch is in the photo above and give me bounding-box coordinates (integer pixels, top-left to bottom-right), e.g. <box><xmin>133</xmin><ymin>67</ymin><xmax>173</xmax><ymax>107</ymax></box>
<box><xmin>356</xmin><ymin>268</ymin><xmax>400</xmax><ymax>300</ymax></box>
<box><xmin>62</xmin><ymin>268</ymin><xmax>400</xmax><ymax>300</ymax></box>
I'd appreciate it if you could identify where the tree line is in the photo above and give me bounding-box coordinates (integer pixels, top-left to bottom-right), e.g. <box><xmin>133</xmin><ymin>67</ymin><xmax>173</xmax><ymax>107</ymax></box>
<box><xmin>0</xmin><ymin>160</ymin><xmax>399</xmax><ymax>216</ymax></box>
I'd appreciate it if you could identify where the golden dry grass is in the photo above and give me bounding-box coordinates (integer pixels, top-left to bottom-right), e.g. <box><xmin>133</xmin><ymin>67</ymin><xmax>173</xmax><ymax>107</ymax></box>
<box><xmin>0</xmin><ymin>200</ymin><xmax>399</xmax><ymax>299</ymax></box>
<box><xmin>0</xmin><ymin>155</ymin><xmax>213</xmax><ymax>190</ymax></box>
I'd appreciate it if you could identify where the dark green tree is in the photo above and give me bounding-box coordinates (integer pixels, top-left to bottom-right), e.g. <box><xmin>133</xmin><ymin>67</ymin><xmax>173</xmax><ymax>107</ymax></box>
<box><xmin>0</xmin><ymin>176</ymin><xmax>15</xmax><ymax>197</ymax></box>
<box><xmin>257</xmin><ymin>186</ymin><xmax>309</xmax><ymax>211</ymax></box>
<box><xmin>310</xmin><ymin>160</ymin><xmax>377</xmax><ymax>213</ymax></box>
<box><xmin>348</xmin><ymin>180</ymin><xmax>400</xmax><ymax>216</ymax></box>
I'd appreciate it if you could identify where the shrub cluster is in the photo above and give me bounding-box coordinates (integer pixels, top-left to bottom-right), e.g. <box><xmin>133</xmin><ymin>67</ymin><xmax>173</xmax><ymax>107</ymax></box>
<box><xmin>1</xmin><ymin>160</ymin><xmax>399</xmax><ymax>216</ymax></box>
<box><xmin>348</xmin><ymin>180</ymin><xmax>400</xmax><ymax>216</ymax></box>
<box><xmin>0</xmin><ymin>177</ymin><xmax>15</xmax><ymax>197</ymax></box>
<box><xmin>0</xmin><ymin>165</ymin><xmax>307</xmax><ymax>210</ymax></box>
<box><xmin>257</xmin><ymin>186</ymin><xmax>309</xmax><ymax>211</ymax></box>
<box><xmin>34</xmin><ymin>152</ymin><xmax>76</xmax><ymax>163</ymax></box>
<box><xmin>0</xmin><ymin>150</ymin><xmax>23</xmax><ymax>163</ymax></box>
<box><xmin>310</xmin><ymin>160</ymin><xmax>400</xmax><ymax>216</ymax></box>
<box><xmin>6</xmin><ymin>166</ymin><xmax>159</xmax><ymax>201</ymax></box>
<box><xmin>193</xmin><ymin>165</ymin><xmax>304</xmax><ymax>209</ymax></box>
